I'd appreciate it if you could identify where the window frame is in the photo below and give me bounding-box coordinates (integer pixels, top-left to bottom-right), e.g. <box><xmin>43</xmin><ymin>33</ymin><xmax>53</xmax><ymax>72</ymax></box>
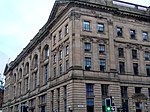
<box><xmin>142</xmin><ymin>31</ymin><xmax>148</xmax><ymax>41</ymax></box>
<box><xmin>99</xmin><ymin>59</ymin><xmax>106</xmax><ymax>72</ymax></box>
<box><xmin>130</xmin><ymin>29</ymin><xmax>136</xmax><ymax>39</ymax></box>
<box><xmin>97</xmin><ymin>23</ymin><xmax>104</xmax><ymax>33</ymax></box>
<box><xmin>83</xmin><ymin>21</ymin><xmax>90</xmax><ymax>31</ymax></box>
<box><xmin>117</xmin><ymin>27</ymin><xmax>123</xmax><ymax>37</ymax></box>
<box><xmin>84</xmin><ymin>42</ymin><xmax>91</xmax><ymax>52</ymax></box>
<box><xmin>85</xmin><ymin>57</ymin><xmax>91</xmax><ymax>71</ymax></box>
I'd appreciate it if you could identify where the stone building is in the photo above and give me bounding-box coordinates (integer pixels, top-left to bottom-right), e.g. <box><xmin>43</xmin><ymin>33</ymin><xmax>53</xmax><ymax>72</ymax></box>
<box><xmin>0</xmin><ymin>75</ymin><xmax>4</xmax><ymax>111</ymax></box>
<box><xmin>3</xmin><ymin>0</ymin><xmax>150</xmax><ymax>112</ymax></box>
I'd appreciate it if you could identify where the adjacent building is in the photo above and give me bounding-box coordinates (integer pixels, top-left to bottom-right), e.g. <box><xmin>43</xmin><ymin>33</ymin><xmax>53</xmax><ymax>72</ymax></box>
<box><xmin>3</xmin><ymin>0</ymin><xmax>150</xmax><ymax>112</ymax></box>
<box><xmin>0</xmin><ymin>75</ymin><xmax>4</xmax><ymax>112</ymax></box>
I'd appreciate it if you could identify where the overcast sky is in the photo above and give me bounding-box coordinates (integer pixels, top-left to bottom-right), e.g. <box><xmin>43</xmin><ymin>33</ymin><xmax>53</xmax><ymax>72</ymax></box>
<box><xmin>0</xmin><ymin>0</ymin><xmax>150</xmax><ymax>74</ymax></box>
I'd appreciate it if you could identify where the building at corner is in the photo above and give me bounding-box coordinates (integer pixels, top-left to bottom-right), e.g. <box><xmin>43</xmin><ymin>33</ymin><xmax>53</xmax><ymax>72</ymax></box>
<box><xmin>3</xmin><ymin>0</ymin><xmax>150</xmax><ymax>112</ymax></box>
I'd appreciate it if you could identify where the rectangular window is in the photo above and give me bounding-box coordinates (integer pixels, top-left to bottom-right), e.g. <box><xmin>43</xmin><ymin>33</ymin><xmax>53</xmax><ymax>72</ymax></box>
<box><xmin>86</xmin><ymin>84</ymin><xmax>94</xmax><ymax>96</ymax></box>
<box><xmin>64</xmin><ymin>86</ymin><xmax>67</xmax><ymax>112</ymax></box>
<box><xmin>54</xmin><ymin>53</ymin><xmax>56</xmax><ymax>63</ymax></box>
<box><xmin>19</xmin><ymin>82</ymin><xmax>22</xmax><ymax>95</ymax></box>
<box><xmin>146</xmin><ymin>65</ymin><xmax>150</xmax><ymax>76</ymax></box>
<box><xmin>84</xmin><ymin>42</ymin><xmax>91</xmax><ymax>52</ymax></box>
<box><xmin>51</xmin><ymin>91</ymin><xmax>54</xmax><ymax>112</ymax></box>
<box><xmin>142</xmin><ymin>31</ymin><xmax>148</xmax><ymax>41</ymax></box>
<box><xmin>121</xmin><ymin>86</ymin><xmax>128</xmax><ymax>98</ymax></box>
<box><xmin>144</xmin><ymin>51</ymin><xmax>150</xmax><ymax>60</ymax></box>
<box><xmin>25</xmin><ymin>77</ymin><xmax>28</xmax><ymax>93</ymax></box>
<box><xmin>59</xmin><ymin>30</ymin><xmax>62</xmax><ymax>40</ymax></box>
<box><xmin>133</xmin><ymin>63</ymin><xmax>138</xmax><ymax>75</ymax></box>
<box><xmin>57</xmin><ymin>88</ymin><xmax>60</xmax><ymax>112</ymax></box>
<box><xmin>101</xmin><ymin>84</ymin><xmax>108</xmax><ymax>96</ymax></box>
<box><xmin>99</xmin><ymin>44</ymin><xmax>105</xmax><ymax>53</ymax></box>
<box><xmin>66</xmin><ymin>60</ymin><xmax>69</xmax><ymax>71</ymax></box>
<box><xmin>100</xmin><ymin>59</ymin><xmax>106</xmax><ymax>72</ymax></box>
<box><xmin>130</xmin><ymin>29</ymin><xmax>136</xmax><ymax>39</ymax></box>
<box><xmin>53</xmin><ymin>35</ymin><xmax>56</xmax><ymax>45</ymax></box>
<box><xmin>86</xmin><ymin>98</ymin><xmax>94</xmax><ymax>112</ymax></box>
<box><xmin>54</xmin><ymin>67</ymin><xmax>56</xmax><ymax>78</ymax></box>
<box><xmin>119</xmin><ymin>61</ymin><xmax>125</xmax><ymax>74</ymax></box>
<box><xmin>44</xmin><ymin>64</ymin><xmax>48</xmax><ymax>84</ymax></box>
<box><xmin>59</xmin><ymin>50</ymin><xmax>63</xmax><ymax>60</ymax></box>
<box><xmin>85</xmin><ymin>57</ymin><xmax>91</xmax><ymax>71</ymax></box>
<box><xmin>66</xmin><ymin>45</ymin><xmax>69</xmax><ymax>55</ymax></box>
<box><xmin>132</xmin><ymin>49</ymin><xmax>137</xmax><ymax>59</ymax></box>
<box><xmin>97</xmin><ymin>23</ymin><xmax>104</xmax><ymax>32</ymax></box>
<box><xmin>34</xmin><ymin>71</ymin><xmax>37</xmax><ymax>89</ymax></box>
<box><xmin>117</xmin><ymin>27</ymin><xmax>123</xmax><ymax>37</ymax></box>
<box><xmin>118</xmin><ymin>48</ymin><xmax>124</xmax><ymax>57</ymax></box>
<box><xmin>65</xmin><ymin>24</ymin><xmax>68</xmax><ymax>34</ymax></box>
<box><xmin>60</xmin><ymin>64</ymin><xmax>62</xmax><ymax>76</ymax></box>
<box><xmin>83</xmin><ymin>21</ymin><xmax>90</xmax><ymax>31</ymax></box>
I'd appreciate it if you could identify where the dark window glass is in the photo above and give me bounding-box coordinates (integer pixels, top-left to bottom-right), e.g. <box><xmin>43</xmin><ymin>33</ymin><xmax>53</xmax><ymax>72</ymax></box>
<box><xmin>66</xmin><ymin>60</ymin><xmax>69</xmax><ymax>71</ymax></box>
<box><xmin>34</xmin><ymin>71</ymin><xmax>37</xmax><ymax>89</ymax></box>
<box><xmin>44</xmin><ymin>64</ymin><xmax>48</xmax><ymax>84</ymax></box>
<box><xmin>117</xmin><ymin>27</ymin><xmax>123</xmax><ymax>37</ymax></box>
<box><xmin>25</xmin><ymin>62</ymin><xmax>29</xmax><ymax>74</ymax></box>
<box><xmin>121</xmin><ymin>86</ymin><xmax>128</xmax><ymax>98</ymax></box>
<box><xmin>86</xmin><ymin>84</ymin><xmax>94</xmax><ymax>96</ymax></box>
<box><xmin>59</xmin><ymin>30</ymin><xmax>62</xmax><ymax>40</ymax></box>
<box><xmin>60</xmin><ymin>64</ymin><xmax>62</xmax><ymax>76</ymax></box>
<box><xmin>86</xmin><ymin>98</ymin><xmax>94</xmax><ymax>112</ymax></box>
<box><xmin>53</xmin><ymin>35</ymin><xmax>56</xmax><ymax>45</ymax></box>
<box><xmin>148</xmin><ymin>88</ymin><xmax>150</xmax><ymax>98</ymax></box>
<box><xmin>34</xmin><ymin>55</ymin><xmax>38</xmax><ymax>67</ymax></box>
<box><xmin>100</xmin><ymin>59</ymin><xmax>106</xmax><ymax>72</ymax></box>
<box><xmin>85</xmin><ymin>57</ymin><xmax>91</xmax><ymax>70</ymax></box>
<box><xmin>51</xmin><ymin>91</ymin><xmax>54</xmax><ymax>112</ymax></box>
<box><xmin>54</xmin><ymin>53</ymin><xmax>56</xmax><ymax>63</ymax></box>
<box><xmin>64</xmin><ymin>86</ymin><xmax>67</xmax><ymax>112</ymax></box>
<box><xmin>133</xmin><ymin>63</ymin><xmax>138</xmax><ymax>75</ymax></box>
<box><xmin>119</xmin><ymin>62</ymin><xmax>125</xmax><ymax>74</ymax></box>
<box><xmin>66</xmin><ymin>45</ymin><xmax>69</xmax><ymax>55</ymax></box>
<box><xmin>130</xmin><ymin>29</ymin><xmax>136</xmax><ymax>39</ymax></box>
<box><xmin>144</xmin><ymin>51</ymin><xmax>150</xmax><ymax>60</ymax></box>
<box><xmin>44</xmin><ymin>46</ymin><xmax>49</xmax><ymax>59</ymax></box>
<box><xmin>19</xmin><ymin>82</ymin><xmax>22</xmax><ymax>95</ymax></box>
<box><xmin>65</xmin><ymin>24</ymin><xmax>68</xmax><ymax>34</ymax></box>
<box><xmin>118</xmin><ymin>48</ymin><xmax>124</xmax><ymax>57</ymax></box>
<box><xmin>57</xmin><ymin>88</ymin><xmax>60</xmax><ymax>112</ymax></box>
<box><xmin>83</xmin><ymin>21</ymin><xmax>90</xmax><ymax>31</ymax></box>
<box><xmin>98</xmin><ymin>23</ymin><xmax>104</xmax><ymax>32</ymax></box>
<box><xmin>54</xmin><ymin>67</ymin><xmax>56</xmax><ymax>78</ymax></box>
<box><xmin>59</xmin><ymin>50</ymin><xmax>63</xmax><ymax>60</ymax></box>
<box><xmin>135</xmin><ymin>87</ymin><xmax>141</xmax><ymax>93</ymax></box>
<box><xmin>142</xmin><ymin>32</ymin><xmax>148</xmax><ymax>41</ymax></box>
<box><xmin>25</xmin><ymin>78</ymin><xmax>28</xmax><ymax>93</ymax></box>
<box><xmin>99</xmin><ymin>44</ymin><xmax>105</xmax><ymax>53</ymax></box>
<box><xmin>132</xmin><ymin>49</ymin><xmax>137</xmax><ymax>59</ymax></box>
<box><xmin>146</xmin><ymin>65</ymin><xmax>150</xmax><ymax>76</ymax></box>
<box><xmin>122</xmin><ymin>99</ymin><xmax>129</xmax><ymax>112</ymax></box>
<box><xmin>101</xmin><ymin>84</ymin><xmax>108</xmax><ymax>96</ymax></box>
<box><xmin>85</xmin><ymin>43</ymin><xmax>91</xmax><ymax>51</ymax></box>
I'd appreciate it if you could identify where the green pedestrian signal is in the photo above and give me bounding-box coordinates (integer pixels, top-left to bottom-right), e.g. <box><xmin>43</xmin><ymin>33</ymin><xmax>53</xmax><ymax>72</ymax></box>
<box><xmin>105</xmin><ymin>98</ymin><xmax>112</xmax><ymax>112</ymax></box>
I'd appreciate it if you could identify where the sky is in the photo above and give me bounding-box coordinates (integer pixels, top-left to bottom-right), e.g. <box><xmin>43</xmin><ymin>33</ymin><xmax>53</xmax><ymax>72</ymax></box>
<box><xmin>0</xmin><ymin>0</ymin><xmax>150</xmax><ymax>74</ymax></box>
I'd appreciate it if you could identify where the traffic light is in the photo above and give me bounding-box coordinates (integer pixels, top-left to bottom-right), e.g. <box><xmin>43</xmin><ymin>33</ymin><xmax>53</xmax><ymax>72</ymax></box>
<box><xmin>105</xmin><ymin>98</ymin><xmax>112</xmax><ymax>112</ymax></box>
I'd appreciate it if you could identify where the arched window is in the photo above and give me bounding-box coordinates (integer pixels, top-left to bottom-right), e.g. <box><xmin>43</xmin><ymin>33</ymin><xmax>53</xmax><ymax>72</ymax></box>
<box><xmin>33</xmin><ymin>54</ymin><xmax>38</xmax><ymax>67</ymax></box>
<box><xmin>19</xmin><ymin>68</ymin><xmax>22</xmax><ymax>79</ymax></box>
<box><xmin>25</xmin><ymin>62</ymin><xmax>29</xmax><ymax>74</ymax></box>
<box><xmin>14</xmin><ymin>73</ymin><xmax>16</xmax><ymax>82</ymax></box>
<box><xmin>44</xmin><ymin>45</ymin><xmax>49</xmax><ymax>60</ymax></box>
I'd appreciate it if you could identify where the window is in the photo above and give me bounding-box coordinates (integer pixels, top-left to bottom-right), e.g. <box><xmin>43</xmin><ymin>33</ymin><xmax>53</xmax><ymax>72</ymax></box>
<box><xmin>118</xmin><ymin>48</ymin><xmax>124</xmax><ymax>57</ymax></box>
<box><xmin>57</xmin><ymin>88</ymin><xmax>60</xmax><ymax>112</ymax></box>
<box><xmin>117</xmin><ymin>27</ymin><xmax>123</xmax><ymax>37</ymax></box>
<box><xmin>144</xmin><ymin>51</ymin><xmax>150</xmax><ymax>60</ymax></box>
<box><xmin>65</xmin><ymin>24</ymin><xmax>68</xmax><ymax>34</ymax></box>
<box><xmin>84</xmin><ymin>42</ymin><xmax>91</xmax><ymax>52</ymax></box>
<box><xmin>59</xmin><ymin>50</ymin><xmax>63</xmax><ymax>60</ymax></box>
<box><xmin>51</xmin><ymin>91</ymin><xmax>54</xmax><ymax>112</ymax></box>
<box><xmin>25</xmin><ymin>77</ymin><xmax>28</xmax><ymax>93</ymax></box>
<box><xmin>142</xmin><ymin>31</ymin><xmax>148</xmax><ymax>41</ymax></box>
<box><xmin>53</xmin><ymin>35</ymin><xmax>56</xmax><ymax>45</ymax></box>
<box><xmin>119</xmin><ymin>61</ymin><xmax>125</xmax><ymax>74</ymax></box>
<box><xmin>83</xmin><ymin>21</ymin><xmax>90</xmax><ymax>31</ymax></box>
<box><xmin>100</xmin><ymin>59</ymin><xmax>106</xmax><ymax>72</ymax></box>
<box><xmin>14</xmin><ymin>73</ymin><xmax>16</xmax><ymax>82</ymax></box>
<box><xmin>85</xmin><ymin>57</ymin><xmax>91</xmax><ymax>70</ymax></box>
<box><xmin>34</xmin><ymin>54</ymin><xmax>38</xmax><ymax>67</ymax></box>
<box><xmin>40</xmin><ymin>95</ymin><xmax>46</xmax><ymax>112</ymax></box>
<box><xmin>54</xmin><ymin>53</ymin><xmax>56</xmax><ymax>63</ymax></box>
<box><xmin>133</xmin><ymin>63</ymin><xmax>138</xmax><ymax>75</ymax></box>
<box><xmin>64</xmin><ymin>86</ymin><xmax>67</xmax><ymax>112</ymax></box>
<box><xmin>135</xmin><ymin>87</ymin><xmax>141</xmax><ymax>93</ymax></box>
<box><xmin>97</xmin><ymin>23</ymin><xmax>104</xmax><ymax>32</ymax></box>
<box><xmin>66</xmin><ymin>60</ymin><xmax>69</xmax><ymax>71</ymax></box>
<box><xmin>99</xmin><ymin>44</ymin><xmax>105</xmax><ymax>53</ymax></box>
<box><xmin>132</xmin><ymin>49</ymin><xmax>137</xmax><ymax>59</ymax></box>
<box><xmin>44</xmin><ymin>64</ymin><xmax>48</xmax><ymax>84</ymax></box>
<box><xmin>44</xmin><ymin>46</ymin><xmax>49</xmax><ymax>59</ymax></box>
<box><xmin>25</xmin><ymin>62</ymin><xmax>29</xmax><ymax>74</ymax></box>
<box><xmin>59</xmin><ymin>30</ymin><xmax>62</xmax><ymax>40</ymax></box>
<box><xmin>86</xmin><ymin>84</ymin><xmax>94</xmax><ymax>96</ymax></box>
<box><xmin>54</xmin><ymin>67</ymin><xmax>56</xmax><ymax>78</ymax></box>
<box><xmin>146</xmin><ymin>65</ymin><xmax>150</xmax><ymax>76</ymax></box>
<box><xmin>101</xmin><ymin>84</ymin><xmax>108</xmax><ymax>96</ymax></box>
<box><xmin>130</xmin><ymin>29</ymin><xmax>136</xmax><ymax>39</ymax></box>
<box><xmin>121</xmin><ymin>86</ymin><xmax>128</xmax><ymax>98</ymax></box>
<box><xmin>14</xmin><ymin>86</ymin><xmax>16</xmax><ymax>97</ymax></box>
<box><xmin>66</xmin><ymin>45</ymin><xmax>69</xmax><ymax>55</ymax></box>
<box><xmin>148</xmin><ymin>88</ymin><xmax>150</xmax><ymax>98</ymax></box>
<box><xmin>60</xmin><ymin>64</ymin><xmax>62</xmax><ymax>76</ymax></box>
<box><xmin>86</xmin><ymin>98</ymin><xmax>94</xmax><ymax>112</ymax></box>
<box><xmin>19</xmin><ymin>82</ymin><xmax>22</xmax><ymax>95</ymax></box>
<box><xmin>19</xmin><ymin>68</ymin><xmax>22</xmax><ymax>79</ymax></box>
<box><xmin>34</xmin><ymin>71</ymin><xmax>37</xmax><ymax>89</ymax></box>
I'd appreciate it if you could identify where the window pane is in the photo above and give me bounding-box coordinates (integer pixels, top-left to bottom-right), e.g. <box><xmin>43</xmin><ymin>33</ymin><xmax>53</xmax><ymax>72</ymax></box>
<box><xmin>85</xmin><ymin>57</ymin><xmax>91</xmax><ymax>70</ymax></box>
<box><xmin>83</xmin><ymin>21</ymin><xmax>90</xmax><ymax>31</ymax></box>
<box><xmin>130</xmin><ymin>30</ymin><xmax>136</xmax><ymax>39</ymax></box>
<box><xmin>100</xmin><ymin>59</ymin><xmax>106</xmax><ymax>72</ymax></box>
<box><xmin>98</xmin><ymin>23</ymin><xmax>104</xmax><ymax>32</ymax></box>
<box><xmin>117</xmin><ymin>27</ymin><xmax>123</xmax><ymax>37</ymax></box>
<box><xmin>86</xmin><ymin>84</ymin><xmax>93</xmax><ymax>96</ymax></box>
<box><xmin>85</xmin><ymin>43</ymin><xmax>91</xmax><ymax>51</ymax></box>
<box><xmin>143</xmin><ymin>32</ymin><xmax>148</xmax><ymax>41</ymax></box>
<box><xmin>99</xmin><ymin>44</ymin><xmax>105</xmax><ymax>53</ymax></box>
